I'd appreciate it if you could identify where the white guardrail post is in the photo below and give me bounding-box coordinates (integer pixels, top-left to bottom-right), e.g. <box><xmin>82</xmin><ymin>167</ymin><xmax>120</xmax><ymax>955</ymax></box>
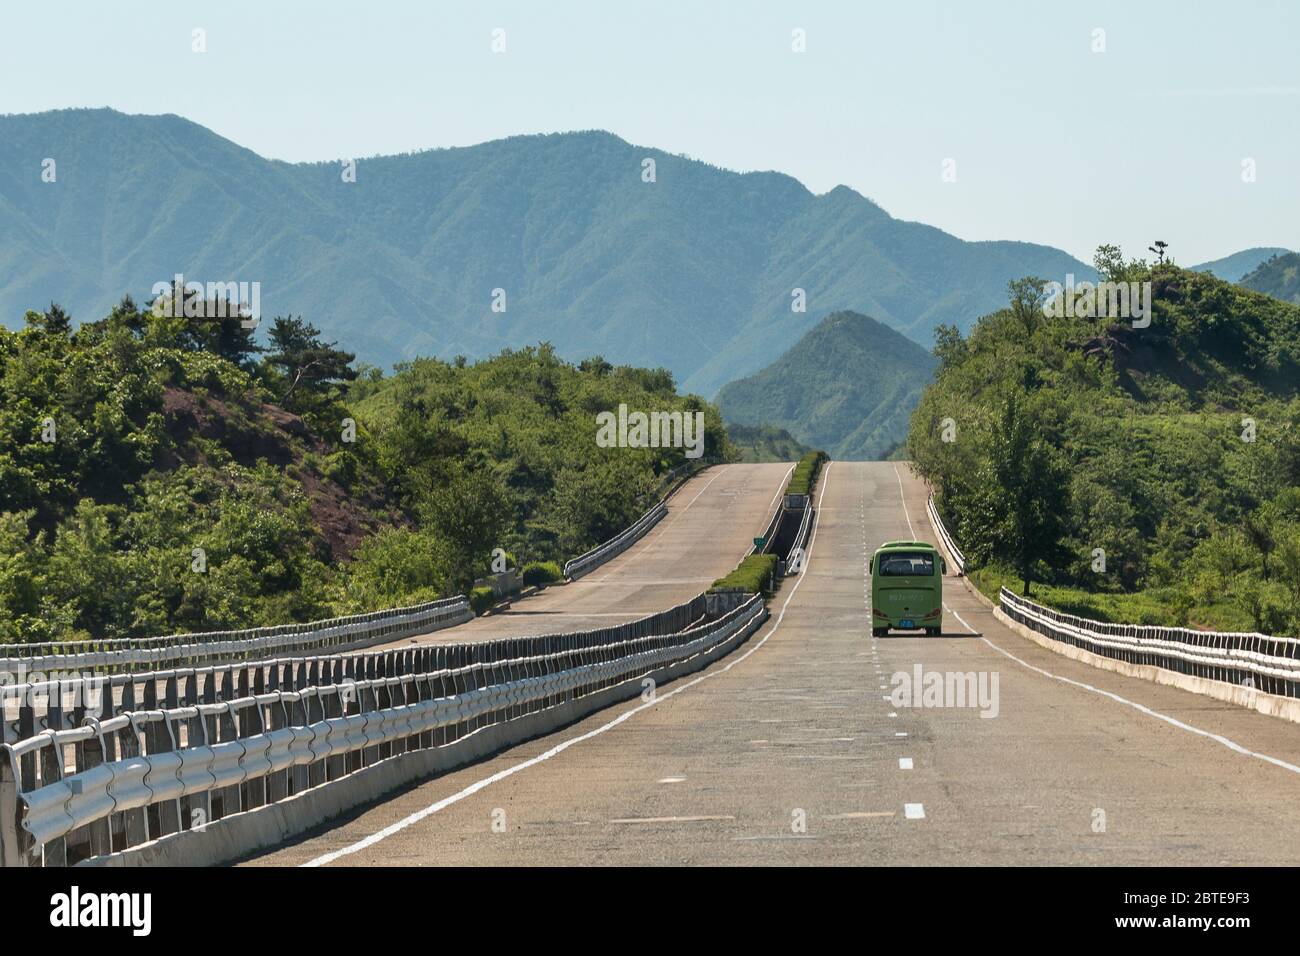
<box><xmin>997</xmin><ymin>586</ymin><xmax>1300</xmax><ymax>701</ymax></box>
<box><xmin>926</xmin><ymin>493</ymin><xmax>966</xmax><ymax>575</ymax></box>
<box><xmin>0</xmin><ymin>591</ymin><xmax>767</xmax><ymax>866</ymax></box>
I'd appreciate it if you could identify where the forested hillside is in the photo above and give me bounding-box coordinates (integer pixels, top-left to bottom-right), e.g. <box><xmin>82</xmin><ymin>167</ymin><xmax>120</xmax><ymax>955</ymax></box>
<box><xmin>1240</xmin><ymin>252</ymin><xmax>1300</xmax><ymax>305</ymax></box>
<box><xmin>725</xmin><ymin>424</ymin><xmax>812</xmax><ymax>463</ymax></box>
<box><xmin>0</xmin><ymin>298</ymin><xmax>730</xmax><ymax>644</ymax></box>
<box><xmin>718</xmin><ymin>311</ymin><xmax>937</xmax><ymax>460</ymax></box>
<box><xmin>1191</xmin><ymin>247</ymin><xmax>1292</xmax><ymax>282</ymax></box>
<box><xmin>909</xmin><ymin>250</ymin><xmax>1300</xmax><ymax>634</ymax></box>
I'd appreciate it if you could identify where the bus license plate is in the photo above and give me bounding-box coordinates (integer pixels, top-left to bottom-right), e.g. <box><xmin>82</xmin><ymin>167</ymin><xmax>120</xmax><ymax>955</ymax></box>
<box><xmin>900</xmin><ymin>619</ymin><xmax>915</xmax><ymax>629</ymax></box>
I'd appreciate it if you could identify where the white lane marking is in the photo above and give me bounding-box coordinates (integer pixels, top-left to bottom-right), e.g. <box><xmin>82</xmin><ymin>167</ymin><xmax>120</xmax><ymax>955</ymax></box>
<box><xmin>763</xmin><ymin>462</ymin><xmax>799</xmax><ymax>519</ymax></box>
<box><xmin>893</xmin><ymin>464</ymin><xmax>917</xmax><ymax>539</ymax></box>
<box><xmin>899</xmin><ymin>757</ymin><xmax>914</xmax><ymax>770</ymax></box>
<box><xmin>895</xmin><ymin>732</ymin><xmax>908</xmax><ymax>737</ymax></box>
<box><xmin>979</xmin><ymin>631</ymin><xmax>1300</xmax><ymax>778</ymax></box>
<box><xmin>904</xmin><ymin>803</ymin><xmax>926</xmax><ymax>820</ymax></box>
<box><xmin>301</xmin><ymin>463</ymin><xmax>836</xmax><ymax>867</ymax></box>
<box><xmin>942</xmin><ymin>601</ymin><xmax>981</xmax><ymax>637</ymax></box>
<box><xmin>657</xmin><ymin>776</ymin><xmax>686</xmax><ymax>784</ymax></box>
<box><xmin>888</xmin><ymin>712</ymin><xmax>898</xmax><ymax>718</ymax></box>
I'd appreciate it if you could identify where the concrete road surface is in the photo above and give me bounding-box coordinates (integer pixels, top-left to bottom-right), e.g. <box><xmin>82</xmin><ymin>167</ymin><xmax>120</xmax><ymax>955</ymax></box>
<box><xmin>379</xmin><ymin>462</ymin><xmax>792</xmax><ymax>648</ymax></box>
<box><xmin>248</xmin><ymin>461</ymin><xmax>1300</xmax><ymax>866</ymax></box>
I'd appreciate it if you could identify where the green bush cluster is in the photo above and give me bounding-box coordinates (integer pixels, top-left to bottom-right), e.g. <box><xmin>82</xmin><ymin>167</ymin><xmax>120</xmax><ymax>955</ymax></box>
<box><xmin>710</xmin><ymin>554</ymin><xmax>778</xmax><ymax>595</ymax></box>
<box><xmin>521</xmin><ymin>561</ymin><xmax>563</xmax><ymax>587</ymax></box>
<box><xmin>785</xmin><ymin>450</ymin><xmax>829</xmax><ymax>496</ymax></box>
<box><xmin>469</xmin><ymin>586</ymin><xmax>498</xmax><ymax>616</ymax></box>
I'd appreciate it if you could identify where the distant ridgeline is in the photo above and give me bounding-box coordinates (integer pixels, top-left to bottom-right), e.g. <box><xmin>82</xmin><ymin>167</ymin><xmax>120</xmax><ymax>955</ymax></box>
<box><xmin>717</xmin><ymin>311</ymin><xmax>937</xmax><ymax>461</ymax></box>
<box><xmin>909</xmin><ymin>256</ymin><xmax>1300</xmax><ymax>635</ymax></box>
<box><xmin>0</xmin><ymin>109</ymin><xmax>1093</xmax><ymax>398</ymax></box>
<box><xmin>1240</xmin><ymin>252</ymin><xmax>1300</xmax><ymax>306</ymax></box>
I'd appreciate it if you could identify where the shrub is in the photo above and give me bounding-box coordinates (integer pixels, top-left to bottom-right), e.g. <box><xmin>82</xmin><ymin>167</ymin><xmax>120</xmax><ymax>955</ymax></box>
<box><xmin>785</xmin><ymin>450</ymin><xmax>829</xmax><ymax>496</ymax></box>
<box><xmin>469</xmin><ymin>586</ymin><xmax>497</xmax><ymax>615</ymax></box>
<box><xmin>521</xmin><ymin>561</ymin><xmax>563</xmax><ymax>587</ymax></box>
<box><xmin>710</xmin><ymin>554</ymin><xmax>778</xmax><ymax>595</ymax></box>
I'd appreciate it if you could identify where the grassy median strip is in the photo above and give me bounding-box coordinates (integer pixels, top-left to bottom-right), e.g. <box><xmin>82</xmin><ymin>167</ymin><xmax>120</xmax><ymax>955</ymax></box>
<box><xmin>711</xmin><ymin>553</ymin><xmax>779</xmax><ymax>595</ymax></box>
<box><xmin>785</xmin><ymin>450</ymin><xmax>828</xmax><ymax>496</ymax></box>
<box><xmin>710</xmin><ymin>451</ymin><xmax>830</xmax><ymax>599</ymax></box>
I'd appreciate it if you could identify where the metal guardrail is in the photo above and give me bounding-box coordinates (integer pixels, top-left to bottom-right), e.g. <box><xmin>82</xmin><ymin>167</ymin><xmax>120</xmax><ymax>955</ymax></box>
<box><xmin>638</xmin><ymin>458</ymin><xmax>708</xmax><ymax>510</ymax></box>
<box><xmin>999</xmin><ymin>587</ymin><xmax>1300</xmax><ymax>699</ymax></box>
<box><xmin>565</xmin><ymin>460</ymin><xmax>717</xmax><ymax>580</ymax></box>
<box><xmin>787</xmin><ymin>501</ymin><xmax>814</xmax><ymax>572</ymax></box>
<box><xmin>1</xmin><ymin>596</ymin><xmax>707</xmax><ymax>746</ymax></box>
<box><xmin>563</xmin><ymin>501</ymin><xmax>668</xmax><ymax>580</ymax></box>
<box><xmin>0</xmin><ymin>597</ymin><xmax>472</xmax><ymax>677</ymax></box>
<box><xmin>927</xmin><ymin>493</ymin><xmax>967</xmax><ymax>575</ymax></box>
<box><xmin>0</xmin><ymin>592</ymin><xmax>760</xmax><ymax>866</ymax></box>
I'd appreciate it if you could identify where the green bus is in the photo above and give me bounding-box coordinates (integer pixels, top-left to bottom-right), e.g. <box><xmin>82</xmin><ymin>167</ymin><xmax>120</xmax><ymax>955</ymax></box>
<box><xmin>870</xmin><ymin>541</ymin><xmax>945</xmax><ymax>636</ymax></box>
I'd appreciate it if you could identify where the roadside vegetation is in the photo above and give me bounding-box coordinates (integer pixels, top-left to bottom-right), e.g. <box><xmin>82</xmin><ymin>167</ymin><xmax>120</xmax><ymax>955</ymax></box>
<box><xmin>711</xmin><ymin>554</ymin><xmax>778</xmax><ymax>595</ymax></box>
<box><xmin>0</xmin><ymin>297</ymin><xmax>734</xmax><ymax>643</ymax></box>
<box><xmin>908</xmin><ymin>248</ymin><xmax>1300</xmax><ymax>635</ymax></box>
<box><xmin>725</xmin><ymin>423</ymin><xmax>811</xmax><ymax>463</ymax></box>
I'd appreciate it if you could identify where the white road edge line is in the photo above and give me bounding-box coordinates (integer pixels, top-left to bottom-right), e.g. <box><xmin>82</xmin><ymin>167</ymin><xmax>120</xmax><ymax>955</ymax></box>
<box><xmin>300</xmin><ymin>462</ymin><xmax>835</xmax><ymax>866</ymax></box>
<box><xmin>977</xmin><ymin>629</ymin><xmax>1300</xmax><ymax>778</ymax></box>
<box><xmin>893</xmin><ymin>463</ymin><xmax>917</xmax><ymax>539</ymax></box>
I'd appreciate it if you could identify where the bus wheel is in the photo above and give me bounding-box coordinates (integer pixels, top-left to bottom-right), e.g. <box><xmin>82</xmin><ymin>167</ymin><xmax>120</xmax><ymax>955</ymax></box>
<box><xmin>925</xmin><ymin>627</ymin><xmax>940</xmax><ymax>636</ymax></box>
<box><xmin>872</xmin><ymin>627</ymin><xmax>886</xmax><ymax>637</ymax></box>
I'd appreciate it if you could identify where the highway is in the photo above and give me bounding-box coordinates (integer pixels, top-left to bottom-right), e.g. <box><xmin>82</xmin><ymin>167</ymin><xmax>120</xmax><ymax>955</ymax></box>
<box><xmin>247</xmin><ymin>461</ymin><xmax>1300</xmax><ymax>866</ymax></box>
<box><xmin>380</xmin><ymin>462</ymin><xmax>793</xmax><ymax>648</ymax></box>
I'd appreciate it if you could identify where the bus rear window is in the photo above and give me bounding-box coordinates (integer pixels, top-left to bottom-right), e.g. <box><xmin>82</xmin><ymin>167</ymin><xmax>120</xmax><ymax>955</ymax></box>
<box><xmin>878</xmin><ymin>552</ymin><xmax>935</xmax><ymax>576</ymax></box>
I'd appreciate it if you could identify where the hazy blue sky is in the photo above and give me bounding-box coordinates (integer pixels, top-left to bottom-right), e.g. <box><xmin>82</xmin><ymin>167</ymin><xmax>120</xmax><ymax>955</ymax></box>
<box><xmin>3</xmin><ymin>0</ymin><xmax>1297</xmax><ymax>264</ymax></box>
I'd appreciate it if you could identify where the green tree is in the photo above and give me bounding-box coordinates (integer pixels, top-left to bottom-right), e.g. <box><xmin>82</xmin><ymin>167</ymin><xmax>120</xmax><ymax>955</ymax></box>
<box><xmin>263</xmin><ymin>316</ymin><xmax>357</xmax><ymax>407</ymax></box>
<box><xmin>991</xmin><ymin>393</ymin><xmax>1072</xmax><ymax>594</ymax></box>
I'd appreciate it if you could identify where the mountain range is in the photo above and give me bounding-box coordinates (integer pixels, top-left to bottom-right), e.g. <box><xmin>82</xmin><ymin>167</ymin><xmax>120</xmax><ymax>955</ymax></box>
<box><xmin>717</xmin><ymin>311</ymin><xmax>936</xmax><ymax>460</ymax></box>
<box><xmin>1240</xmin><ymin>252</ymin><xmax>1300</xmax><ymax>305</ymax></box>
<box><xmin>1</xmin><ymin>108</ymin><xmax>1099</xmax><ymax>397</ymax></box>
<box><xmin>1190</xmin><ymin>247</ymin><xmax>1293</xmax><ymax>282</ymax></box>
